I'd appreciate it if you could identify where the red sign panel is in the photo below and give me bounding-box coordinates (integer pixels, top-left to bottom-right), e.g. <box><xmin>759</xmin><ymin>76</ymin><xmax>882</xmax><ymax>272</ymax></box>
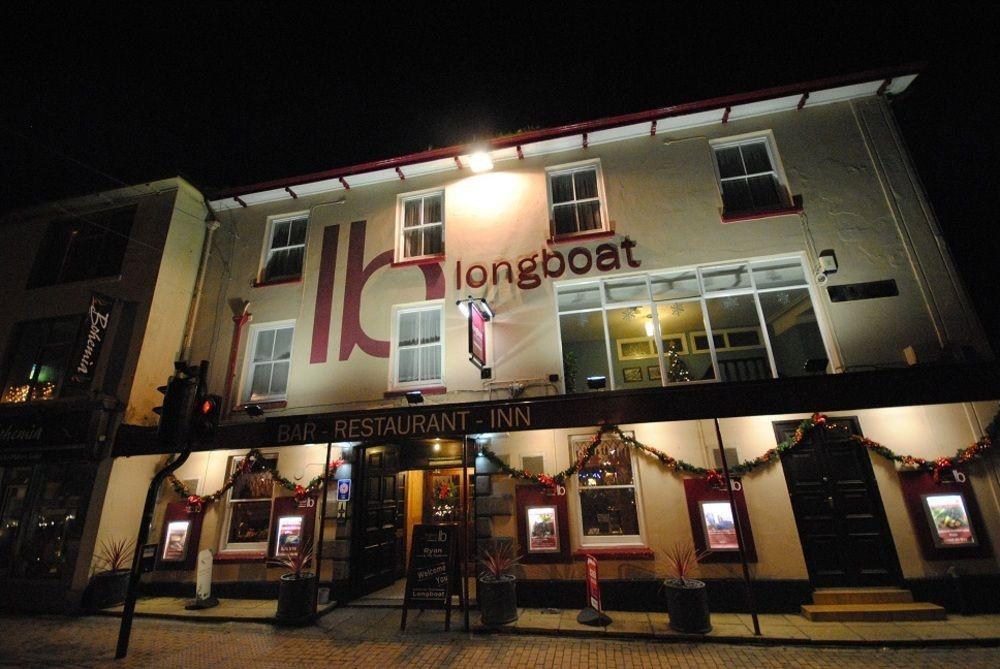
<box><xmin>585</xmin><ymin>554</ymin><xmax>602</xmax><ymax>612</ymax></box>
<box><xmin>468</xmin><ymin>301</ymin><xmax>487</xmax><ymax>368</ymax></box>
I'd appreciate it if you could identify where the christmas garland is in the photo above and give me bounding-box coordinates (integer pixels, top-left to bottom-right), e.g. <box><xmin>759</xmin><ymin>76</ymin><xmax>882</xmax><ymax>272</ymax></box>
<box><xmin>480</xmin><ymin>408</ymin><xmax>999</xmax><ymax>489</ymax></box>
<box><xmin>168</xmin><ymin>448</ymin><xmax>345</xmax><ymax>513</ymax></box>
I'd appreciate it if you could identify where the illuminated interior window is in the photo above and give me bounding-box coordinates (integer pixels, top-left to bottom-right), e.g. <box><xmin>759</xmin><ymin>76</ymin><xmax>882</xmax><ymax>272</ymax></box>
<box><xmin>1</xmin><ymin>315</ymin><xmax>82</xmax><ymax>404</ymax></box>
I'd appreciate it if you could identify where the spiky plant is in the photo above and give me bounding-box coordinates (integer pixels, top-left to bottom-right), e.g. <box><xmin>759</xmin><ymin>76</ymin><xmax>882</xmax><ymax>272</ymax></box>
<box><xmin>662</xmin><ymin>541</ymin><xmax>707</xmax><ymax>587</ymax></box>
<box><xmin>95</xmin><ymin>537</ymin><xmax>134</xmax><ymax>574</ymax></box>
<box><xmin>269</xmin><ymin>542</ymin><xmax>315</xmax><ymax>579</ymax></box>
<box><xmin>477</xmin><ymin>540</ymin><xmax>521</xmax><ymax>581</ymax></box>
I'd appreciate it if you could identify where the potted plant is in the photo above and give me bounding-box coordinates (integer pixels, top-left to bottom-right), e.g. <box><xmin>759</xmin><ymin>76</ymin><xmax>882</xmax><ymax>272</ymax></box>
<box><xmin>271</xmin><ymin>541</ymin><xmax>316</xmax><ymax>625</ymax></box>
<box><xmin>660</xmin><ymin>541</ymin><xmax>711</xmax><ymax>634</ymax></box>
<box><xmin>87</xmin><ymin>537</ymin><xmax>134</xmax><ymax>611</ymax></box>
<box><xmin>477</xmin><ymin>539</ymin><xmax>521</xmax><ymax>627</ymax></box>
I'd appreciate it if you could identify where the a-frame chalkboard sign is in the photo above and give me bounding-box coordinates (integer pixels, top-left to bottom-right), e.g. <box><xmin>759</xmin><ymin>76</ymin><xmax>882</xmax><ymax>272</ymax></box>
<box><xmin>400</xmin><ymin>523</ymin><xmax>459</xmax><ymax>631</ymax></box>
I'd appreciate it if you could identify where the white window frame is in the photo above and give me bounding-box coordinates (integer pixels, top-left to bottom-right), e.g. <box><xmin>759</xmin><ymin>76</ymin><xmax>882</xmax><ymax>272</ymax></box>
<box><xmin>395</xmin><ymin>188</ymin><xmax>445</xmax><ymax>262</ymax></box>
<box><xmin>553</xmin><ymin>252</ymin><xmax>841</xmax><ymax>391</ymax></box>
<box><xmin>242</xmin><ymin>320</ymin><xmax>295</xmax><ymax>403</ymax></box>
<box><xmin>389</xmin><ymin>301</ymin><xmax>445</xmax><ymax>390</ymax></box>
<box><xmin>545</xmin><ymin>159</ymin><xmax>610</xmax><ymax>239</ymax></box>
<box><xmin>520</xmin><ymin>453</ymin><xmax>546</xmax><ymax>474</ymax></box>
<box><xmin>219</xmin><ymin>452</ymin><xmax>277</xmax><ymax>554</ymax></box>
<box><xmin>710</xmin><ymin>132</ymin><xmax>792</xmax><ymax>214</ymax></box>
<box><xmin>259</xmin><ymin>212</ymin><xmax>309</xmax><ymax>283</ymax></box>
<box><xmin>569</xmin><ymin>432</ymin><xmax>647</xmax><ymax>548</ymax></box>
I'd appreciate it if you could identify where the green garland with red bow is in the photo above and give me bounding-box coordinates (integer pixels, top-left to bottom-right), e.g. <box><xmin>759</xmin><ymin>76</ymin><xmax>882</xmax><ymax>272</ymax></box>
<box><xmin>169</xmin><ymin>448</ymin><xmax>345</xmax><ymax>513</ymax></box>
<box><xmin>480</xmin><ymin>408</ymin><xmax>998</xmax><ymax>489</ymax></box>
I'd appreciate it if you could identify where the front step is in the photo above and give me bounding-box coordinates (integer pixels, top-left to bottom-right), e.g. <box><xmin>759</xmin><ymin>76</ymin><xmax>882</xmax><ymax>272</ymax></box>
<box><xmin>812</xmin><ymin>587</ymin><xmax>914</xmax><ymax>605</ymax></box>
<box><xmin>801</xmin><ymin>601</ymin><xmax>947</xmax><ymax>622</ymax></box>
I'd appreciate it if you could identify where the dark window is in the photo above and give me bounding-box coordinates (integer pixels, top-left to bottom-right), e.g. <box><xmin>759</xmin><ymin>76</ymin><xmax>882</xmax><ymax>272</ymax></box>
<box><xmin>1</xmin><ymin>315</ymin><xmax>83</xmax><ymax>403</ymax></box>
<box><xmin>30</xmin><ymin>206</ymin><xmax>135</xmax><ymax>288</ymax></box>
<box><xmin>262</xmin><ymin>216</ymin><xmax>308</xmax><ymax>282</ymax></box>
<box><xmin>714</xmin><ymin>141</ymin><xmax>784</xmax><ymax>214</ymax></box>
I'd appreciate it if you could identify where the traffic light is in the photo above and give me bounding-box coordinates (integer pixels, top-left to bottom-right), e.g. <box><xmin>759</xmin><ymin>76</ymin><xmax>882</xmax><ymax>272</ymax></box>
<box><xmin>153</xmin><ymin>362</ymin><xmax>200</xmax><ymax>449</ymax></box>
<box><xmin>191</xmin><ymin>393</ymin><xmax>221</xmax><ymax>442</ymax></box>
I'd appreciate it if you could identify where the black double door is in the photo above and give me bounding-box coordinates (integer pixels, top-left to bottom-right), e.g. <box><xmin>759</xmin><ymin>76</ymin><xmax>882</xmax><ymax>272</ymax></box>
<box><xmin>776</xmin><ymin>418</ymin><xmax>902</xmax><ymax>587</ymax></box>
<box><xmin>356</xmin><ymin>445</ymin><xmax>407</xmax><ymax>595</ymax></box>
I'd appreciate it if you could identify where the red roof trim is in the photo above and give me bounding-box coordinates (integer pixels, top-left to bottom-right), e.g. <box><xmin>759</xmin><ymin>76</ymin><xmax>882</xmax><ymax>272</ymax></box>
<box><xmin>213</xmin><ymin>64</ymin><xmax>923</xmax><ymax>200</ymax></box>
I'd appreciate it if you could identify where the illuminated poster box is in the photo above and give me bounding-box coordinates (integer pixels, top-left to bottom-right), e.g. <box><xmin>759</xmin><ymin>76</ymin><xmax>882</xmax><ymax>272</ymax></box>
<box><xmin>922</xmin><ymin>493</ymin><xmax>978</xmax><ymax>548</ymax></box>
<box><xmin>699</xmin><ymin>501</ymin><xmax>738</xmax><ymax>551</ymax></box>
<box><xmin>525</xmin><ymin>505</ymin><xmax>560</xmax><ymax>553</ymax></box>
<box><xmin>275</xmin><ymin>516</ymin><xmax>304</xmax><ymax>556</ymax></box>
<box><xmin>161</xmin><ymin>520</ymin><xmax>191</xmax><ymax>561</ymax></box>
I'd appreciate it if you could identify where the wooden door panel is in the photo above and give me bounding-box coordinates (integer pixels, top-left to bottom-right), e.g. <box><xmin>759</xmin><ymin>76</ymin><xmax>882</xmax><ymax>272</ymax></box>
<box><xmin>354</xmin><ymin>444</ymin><xmax>407</xmax><ymax>596</ymax></box>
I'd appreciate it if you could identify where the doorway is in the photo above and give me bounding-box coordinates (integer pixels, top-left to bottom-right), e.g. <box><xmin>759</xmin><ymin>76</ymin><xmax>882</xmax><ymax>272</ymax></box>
<box><xmin>353</xmin><ymin>441</ymin><xmax>474</xmax><ymax>601</ymax></box>
<box><xmin>774</xmin><ymin>417</ymin><xmax>902</xmax><ymax>587</ymax></box>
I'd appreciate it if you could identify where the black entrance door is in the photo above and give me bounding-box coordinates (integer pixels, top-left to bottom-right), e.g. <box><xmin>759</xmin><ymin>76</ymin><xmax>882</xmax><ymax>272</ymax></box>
<box><xmin>356</xmin><ymin>445</ymin><xmax>407</xmax><ymax>595</ymax></box>
<box><xmin>775</xmin><ymin>418</ymin><xmax>902</xmax><ymax>587</ymax></box>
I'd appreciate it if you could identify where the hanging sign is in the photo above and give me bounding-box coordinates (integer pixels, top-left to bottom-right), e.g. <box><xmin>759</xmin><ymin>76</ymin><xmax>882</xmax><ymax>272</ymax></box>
<box><xmin>467</xmin><ymin>300</ymin><xmax>489</xmax><ymax>369</ymax></box>
<box><xmin>66</xmin><ymin>292</ymin><xmax>115</xmax><ymax>390</ymax></box>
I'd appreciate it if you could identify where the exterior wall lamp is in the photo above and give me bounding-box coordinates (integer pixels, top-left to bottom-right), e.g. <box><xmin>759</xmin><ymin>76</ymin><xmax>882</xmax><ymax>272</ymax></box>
<box><xmin>456</xmin><ymin>296</ymin><xmax>494</xmax><ymax>320</ymax></box>
<box><xmin>405</xmin><ymin>391</ymin><xmax>424</xmax><ymax>405</ymax></box>
<box><xmin>468</xmin><ymin>150</ymin><xmax>494</xmax><ymax>173</ymax></box>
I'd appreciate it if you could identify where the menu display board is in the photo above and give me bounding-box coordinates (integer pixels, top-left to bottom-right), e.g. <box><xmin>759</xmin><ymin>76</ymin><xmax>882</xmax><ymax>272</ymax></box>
<box><xmin>161</xmin><ymin>521</ymin><xmax>190</xmax><ymax>561</ymax></box>
<box><xmin>526</xmin><ymin>505</ymin><xmax>559</xmax><ymax>553</ymax></box>
<box><xmin>699</xmin><ymin>501</ymin><xmax>738</xmax><ymax>551</ymax></box>
<box><xmin>922</xmin><ymin>493</ymin><xmax>978</xmax><ymax>548</ymax></box>
<box><xmin>275</xmin><ymin>516</ymin><xmax>304</xmax><ymax>556</ymax></box>
<box><xmin>401</xmin><ymin>523</ymin><xmax>458</xmax><ymax>631</ymax></box>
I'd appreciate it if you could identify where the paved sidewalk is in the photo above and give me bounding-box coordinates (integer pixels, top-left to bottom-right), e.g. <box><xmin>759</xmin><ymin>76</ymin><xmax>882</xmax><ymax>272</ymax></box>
<box><xmin>2</xmin><ymin>611</ymin><xmax>1000</xmax><ymax>669</ymax></box>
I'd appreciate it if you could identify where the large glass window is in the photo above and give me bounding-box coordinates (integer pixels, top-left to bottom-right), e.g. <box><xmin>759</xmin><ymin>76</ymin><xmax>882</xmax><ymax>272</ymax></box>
<box><xmin>555</xmin><ymin>256</ymin><xmax>830</xmax><ymax>392</ymax></box>
<box><xmin>397</xmin><ymin>191</ymin><xmax>444</xmax><ymax>261</ymax></box>
<box><xmin>572</xmin><ymin>434</ymin><xmax>642</xmax><ymax>546</ymax></box>
<box><xmin>1</xmin><ymin>315</ymin><xmax>82</xmax><ymax>404</ymax></box>
<box><xmin>261</xmin><ymin>214</ymin><xmax>308</xmax><ymax>282</ymax></box>
<box><xmin>29</xmin><ymin>206</ymin><xmax>135</xmax><ymax>288</ymax></box>
<box><xmin>0</xmin><ymin>466</ymin><xmax>32</xmax><ymax>573</ymax></box>
<box><xmin>221</xmin><ymin>454</ymin><xmax>277</xmax><ymax>552</ymax></box>
<box><xmin>393</xmin><ymin>304</ymin><xmax>443</xmax><ymax>387</ymax></box>
<box><xmin>244</xmin><ymin>322</ymin><xmax>294</xmax><ymax>403</ymax></box>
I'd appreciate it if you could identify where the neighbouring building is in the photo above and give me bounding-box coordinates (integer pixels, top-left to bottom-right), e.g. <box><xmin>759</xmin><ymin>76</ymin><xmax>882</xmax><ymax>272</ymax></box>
<box><xmin>0</xmin><ymin>177</ymin><xmax>210</xmax><ymax>611</ymax></box>
<box><xmin>105</xmin><ymin>65</ymin><xmax>1000</xmax><ymax>616</ymax></box>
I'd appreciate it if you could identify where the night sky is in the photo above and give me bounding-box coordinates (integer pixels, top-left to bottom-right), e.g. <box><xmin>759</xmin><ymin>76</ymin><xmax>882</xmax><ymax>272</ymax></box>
<box><xmin>2</xmin><ymin>2</ymin><xmax>998</xmax><ymax>351</ymax></box>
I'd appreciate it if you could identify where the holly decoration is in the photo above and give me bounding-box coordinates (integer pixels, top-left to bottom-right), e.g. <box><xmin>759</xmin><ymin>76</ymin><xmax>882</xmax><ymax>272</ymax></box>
<box><xmin>168</xmin><ymin>450</ymin><xmax>345</xmax><ymax>513</ymax></box>
<box><xmin>480</xmin><ymin>408</ymin><xmax>999</xmax><ymax>488</ymax></box>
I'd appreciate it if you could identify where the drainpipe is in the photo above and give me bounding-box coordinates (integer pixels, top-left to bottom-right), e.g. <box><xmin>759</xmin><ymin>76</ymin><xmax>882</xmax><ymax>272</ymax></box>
<box><xmin>180</xmin><ymin>216</ymin><xmax>221</xmax><ymax>362</ymax></box>
<box><xmin>223</xmin><ymin>302</ymin><xmax>251</xmax><ymax>419</ymax></box>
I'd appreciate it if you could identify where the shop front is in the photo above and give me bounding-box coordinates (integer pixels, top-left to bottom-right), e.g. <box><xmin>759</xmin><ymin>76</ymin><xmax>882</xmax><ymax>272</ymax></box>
<box><xmin>0</xmin><ymin>398</ymin><xmax>118</xmax><ymax>611</ymax></box>
<box><xmin>111</xmin><ymin>363</ymin><xmax>1000</xmax><ymax>614</ymax></box>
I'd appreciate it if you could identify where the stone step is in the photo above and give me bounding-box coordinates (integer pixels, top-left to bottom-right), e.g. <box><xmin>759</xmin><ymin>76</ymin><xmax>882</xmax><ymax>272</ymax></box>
<box><xmin>812</xmin><ymin>587</ymin><xmax>914</xmax><ymax>605</ymax></box>
<box><xmin>801</xmin><ymin>602</ymin><xmax>947</xmax><ymax>622</ymax></box>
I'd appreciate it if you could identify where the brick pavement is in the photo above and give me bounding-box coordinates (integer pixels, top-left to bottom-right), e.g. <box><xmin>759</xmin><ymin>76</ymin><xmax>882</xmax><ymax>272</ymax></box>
<box><xmin>2</xmin><ymin>610</ymin><xmax>998</xmax><ymax>669</ymax></box>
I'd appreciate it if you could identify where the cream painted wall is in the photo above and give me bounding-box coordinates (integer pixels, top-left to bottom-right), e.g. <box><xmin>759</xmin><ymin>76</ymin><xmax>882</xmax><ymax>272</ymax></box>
<box><xmin>482</xmin><ymin>401</ymin><xmax>999</xmax><ymax>583</ymax></box>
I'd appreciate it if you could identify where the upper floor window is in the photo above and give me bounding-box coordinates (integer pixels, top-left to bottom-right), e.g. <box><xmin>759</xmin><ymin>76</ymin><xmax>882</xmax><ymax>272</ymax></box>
<box><xmin>1</xmin><ymin>315</ymin><xmax>82</xmax><ymax>404</ymax></box>
<box><xmin>29</xmin><ymin>206</ymin><xmax>135</xmax><ymax>288</ymax></box>
<box><xmin>396</xmin><ymin>191</ymin><xmax>444</xmax><ymax>261</ymax></box>
<box><xmin>244</xmin><ymin>322</ymin><xmax>294</xmax><ymax>403</ymax></box>
<box><xmin>392</xmin><ymin>304</ymin><xmax>443</xmax><ymax>388</ymax></box>
<box><xmin>547</xmin><ymin>161</ymin><xmax>608</xmax><ymax>238</ymax></box>
<box><xmin>261</xmin><ymin>214</ymin><xmax>308</xmax><ymax>283</ymax></box>
<box><xmin>711</xmin><ymin>136</ymin><xmax>788</xmax><ymax>215</ymax></box>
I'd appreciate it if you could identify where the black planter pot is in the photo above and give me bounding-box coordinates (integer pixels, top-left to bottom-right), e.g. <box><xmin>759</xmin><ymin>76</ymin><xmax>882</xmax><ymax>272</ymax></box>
<box><xmin>276</xmin><ymin>572</ymin><xmax>316</xmax><ymax>624</ymax></box>
<box><xmin>478</xmin><ymin>575</ymin><xmax>518</xmax><ymax>627</ymax></box>
<box><xmin>662</xmin><ymin>579</ymin><xmax>711</xmax><ymax>634</ymax></box>
<box><xmin>87</xmin><ymin>570</ymin><xmax>130</xmax><ymax>611</ymax></box>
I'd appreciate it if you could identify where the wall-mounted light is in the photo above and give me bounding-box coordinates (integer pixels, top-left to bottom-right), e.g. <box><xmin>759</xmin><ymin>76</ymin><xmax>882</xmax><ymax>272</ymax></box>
<box><xmin>456</xmin><ymin>296</ymin><xmax>494</xmax><ymax>320</ymax></box>
<box><xmin>586</xmin><ymin>376</ymin><xmax>607</xmax><ymax>390</ymax></box>
<box><xmin>468</xmin><ymin>151</ymin><xmax>494</xmax><ymax>173</ymax></box>
<box><xmin>405</xmin><ymin>391</ymin><xmax>424</xmax><ymax>405</ymax></box>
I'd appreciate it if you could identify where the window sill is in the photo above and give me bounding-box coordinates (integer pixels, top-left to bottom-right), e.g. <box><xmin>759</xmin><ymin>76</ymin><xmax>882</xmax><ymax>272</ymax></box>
<box><xmin>720</xmin><ymin>204</ymin><xmax>803</xmax><ymax>224</ymax></box>
<box><xmin>384</xmin><ymin>386</ymin><xmax>447</xmax><ymax>399</ymax></box>
<box><xmin>234</xmin><ymin>400</ymin><xmax>287</xmax><ymax>412</ymax></box>
<box><xmin>572</xmin><ymin>547</ymin><xmax>655</xmax><ymax>560</ymax></box>
<box><xmin>252</xmin><ymin>277</ymin><xmax>302</xmax><ymax>288</ymax></box>
<box><xmin>391</xmin><ymin>255</ymin><xmax>445</xmax><ymax>268</ymax></box>
<box><xmin>546</xmin><ymin>228</ymin><xmax>615</xmax><ymax>246</ymax></box>
<box><xmin>214</xmin><ymin>551</ymin><xmax>266</xmax><ymax>564</ymax></box>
